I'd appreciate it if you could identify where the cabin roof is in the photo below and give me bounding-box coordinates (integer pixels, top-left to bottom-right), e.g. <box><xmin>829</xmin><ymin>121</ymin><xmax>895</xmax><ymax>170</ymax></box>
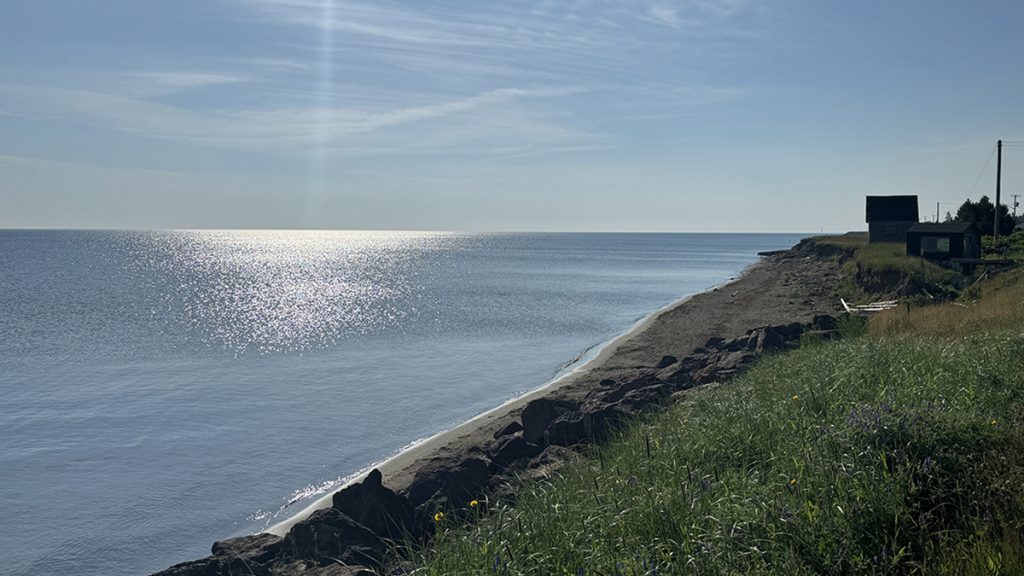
<box><xmin>865</xmin><ymin>195</ymin><xmax>919</xmax><ymax>222</ymax></box>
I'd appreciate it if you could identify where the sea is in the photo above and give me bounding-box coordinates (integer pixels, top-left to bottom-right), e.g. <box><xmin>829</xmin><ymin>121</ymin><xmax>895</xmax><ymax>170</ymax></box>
<box><xmin>0</xmin><ymin>230</ymin><xmax>805</xmax><ymax>576</ymax></box>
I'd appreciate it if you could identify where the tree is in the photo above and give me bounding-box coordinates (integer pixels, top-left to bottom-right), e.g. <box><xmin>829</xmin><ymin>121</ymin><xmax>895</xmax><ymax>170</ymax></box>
<box><xmin>954</xmin><ymin>195</ymin><xmax>1015</xmax><ymax>236</ymax></box>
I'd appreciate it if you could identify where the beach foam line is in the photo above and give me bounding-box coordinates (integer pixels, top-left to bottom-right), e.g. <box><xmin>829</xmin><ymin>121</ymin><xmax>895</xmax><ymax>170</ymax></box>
<box><xmin>266</xmin><ymin>265</ymin><xmax>757</xmax><ymax>537</ymax></box>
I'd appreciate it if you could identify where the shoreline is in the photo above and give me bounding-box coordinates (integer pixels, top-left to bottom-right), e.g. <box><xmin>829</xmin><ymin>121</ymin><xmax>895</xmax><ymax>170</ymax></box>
<box><xmin>154</xmin><ymin>238</ymin><xmax>846</xmax><ymax>575</ymax></box>
<box><xmin>267</xmin><ymin>264</ymin><xmax>757</xmax><ymax>536</ymax></box>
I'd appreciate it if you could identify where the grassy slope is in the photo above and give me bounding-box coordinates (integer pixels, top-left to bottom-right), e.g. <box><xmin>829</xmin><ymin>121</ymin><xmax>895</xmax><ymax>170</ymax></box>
<box><xmin>812</xmin><ymin>234</ymin><xmax>957</xmax><ymax>302</ymax></box>
<box><xmin>406</xmin><ymin>259</ymin><xmax>1024</xmax><ymax>575</ymax></box>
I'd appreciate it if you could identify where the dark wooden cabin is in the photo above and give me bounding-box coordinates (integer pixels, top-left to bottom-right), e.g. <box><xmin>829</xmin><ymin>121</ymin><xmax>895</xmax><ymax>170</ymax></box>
<box><xmin>866</xmin><ymin>195</ymin><xmax>919</xmax><ymax>243</ymax></box>
<box><xmin>906</xmin><ymin>222</ymin><xmax>981</xmax><ymax>261</ymax></box>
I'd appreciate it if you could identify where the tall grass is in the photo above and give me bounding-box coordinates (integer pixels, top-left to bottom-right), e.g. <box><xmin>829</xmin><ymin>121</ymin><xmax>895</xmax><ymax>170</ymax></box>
<box><xmin>403</xmin><ymin>270</ymin><xmax>1024</xmax><ymax>575</ymax></box>
<box><xmin>870</xmin><ymin>268</ymin><xmax>1024</xmax><ymax>337</ymax></box>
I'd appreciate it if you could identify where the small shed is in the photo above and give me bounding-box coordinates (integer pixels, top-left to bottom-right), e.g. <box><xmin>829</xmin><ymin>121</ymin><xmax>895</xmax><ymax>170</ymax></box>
<box><xmin>866</xmin><ymin>196</ymin><xmax>919</xmax><ymax>243</ymax></box>
<box><xmin>906</xmin><ymin>222</ymin><xmax>981</xmax><ymax>261</ymax></box>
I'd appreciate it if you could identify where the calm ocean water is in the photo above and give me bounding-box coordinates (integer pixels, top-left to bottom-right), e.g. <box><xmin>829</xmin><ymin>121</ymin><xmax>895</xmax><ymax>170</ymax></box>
<box><xmin>0</xmin><ymin>230</ymin><xmax>804</xmax><ymax>576</ymax></box>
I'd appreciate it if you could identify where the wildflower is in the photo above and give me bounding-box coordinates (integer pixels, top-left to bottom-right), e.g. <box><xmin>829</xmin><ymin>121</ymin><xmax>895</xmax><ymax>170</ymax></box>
<box><xmin>789</xmin><ymin>478</ymin><xmax>798</xmax><ymax>486</ymax></box>
<box><xmin>991</xmin><ymin>419</ymin><xmax>998</xmax><ymax>426</ymax></box>
<box><xmin>469</xmin><ymin>499</ymin><xmax>479</xmax><ymax>508</ymax></box>
<box><xmin>791</xmin><ymin>395</ymin><xmax>799</xmax><ymax>401</ymax></box>
<box><xmin>433</xmin><ymin>511</ymin><xmax>445</xmax><ymax>522</ymax></box>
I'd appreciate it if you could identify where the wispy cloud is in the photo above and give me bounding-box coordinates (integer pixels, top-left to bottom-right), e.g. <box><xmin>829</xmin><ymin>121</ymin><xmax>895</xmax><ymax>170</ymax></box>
<box><xmin>229</xmin><ymin>0</ymin><xmax>768</xmax><ymax>86</ymax></box>
<box><xmin>646</xmin><ymin>5</ymin><xmax>681</xmax><ymax>29</ymax></box>
<box><xmin>140</xmin><ymin>72</ymin><xmax>246</xmax><ymax>92</ymax></box>
<box><xmin>0</xmin><ymin>83</ymin><xmax>592</xmax><ymax>154</ymax></box>
<box><xmin>0</xmin><ymin>0</ymin><xmax>768</xmax><ymax>163</ymax></box>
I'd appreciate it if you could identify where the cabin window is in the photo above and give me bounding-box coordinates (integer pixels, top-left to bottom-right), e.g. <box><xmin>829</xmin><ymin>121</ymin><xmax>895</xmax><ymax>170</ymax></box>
<box><xmin>921</xmin><ymin>236</ymin><xmax>950</xmax><ymax>254</ymax></box>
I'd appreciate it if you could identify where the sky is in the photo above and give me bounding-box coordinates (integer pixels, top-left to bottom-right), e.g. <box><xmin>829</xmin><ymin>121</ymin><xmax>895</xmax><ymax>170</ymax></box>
<box><xmin>2</xmin><ymin>0</ymin><xmax>1023</xmax><ymax>232</ymax></box>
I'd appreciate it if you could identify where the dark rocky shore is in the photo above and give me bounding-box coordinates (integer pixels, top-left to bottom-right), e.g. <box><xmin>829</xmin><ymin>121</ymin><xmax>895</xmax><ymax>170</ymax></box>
<box><xmin>153</xmin><ymin>239</ymin><xmax>844</xmax><ymax>576</ymax></box>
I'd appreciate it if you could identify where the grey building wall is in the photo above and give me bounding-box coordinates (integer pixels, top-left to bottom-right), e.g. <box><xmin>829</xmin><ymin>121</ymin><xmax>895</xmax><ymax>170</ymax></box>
<box><xmin>868</xmin><ymin>221</ymin><xmax>915</xmax><ymax>244</ymax></box>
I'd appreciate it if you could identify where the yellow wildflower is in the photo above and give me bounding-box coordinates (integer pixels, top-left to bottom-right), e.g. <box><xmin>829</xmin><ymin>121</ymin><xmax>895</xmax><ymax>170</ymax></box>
<box><xmin>789</xmin><ymin>478</ymin><xmax>798</xmax><ymax>486</ymax></box>
<box><xmin>469</xmin><ymin>499</ymin><xmax>479</xmax><ymax>508</ymax></box>
<box><xmin>791</xmin><ymin>395</ymin><xmax>799</xmax><ymax>401</ymax></box>
<box><xmin>433</xmin><ymin>511</ymin><xmax>445</xmax><ymax>522</ymax></box>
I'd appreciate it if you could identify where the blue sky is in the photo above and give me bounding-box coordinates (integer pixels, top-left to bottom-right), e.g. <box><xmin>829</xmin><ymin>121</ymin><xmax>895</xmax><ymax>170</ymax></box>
<box><xmin>2</xmin><ymin>0</ymin><xmax>1022</xmax><ymax>231</ymax></box>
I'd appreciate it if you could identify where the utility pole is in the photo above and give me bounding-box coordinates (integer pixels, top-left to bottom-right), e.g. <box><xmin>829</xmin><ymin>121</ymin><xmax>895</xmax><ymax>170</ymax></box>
<box><xmin>1013</xmin><ymin>194</ymin><xmax>1020</xmax><ymax>218</ymax></box>
<box><xmin>995</xmin><ymin>139</ymin><xmax>1002</xmax><ymax>241</ymax></box>
<box><xmin>935</xmin><ymin>202</ymin><xmax>940</xmax><ymax>222</ymax></box>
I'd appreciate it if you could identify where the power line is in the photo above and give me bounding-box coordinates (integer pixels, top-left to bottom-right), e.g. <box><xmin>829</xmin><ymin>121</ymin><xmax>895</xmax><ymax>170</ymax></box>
<box><xmin>967</xmin><ymin>144</ymin><xmax>997</xmax><ymax>198</ymax></box>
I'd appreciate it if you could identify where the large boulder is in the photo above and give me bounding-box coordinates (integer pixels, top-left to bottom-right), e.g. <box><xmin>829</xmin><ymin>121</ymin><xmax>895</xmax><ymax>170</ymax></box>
<box><xmin>489</xmin><ymin>433</ymin><xmax>542</xmax><ymax>468</ymax></box>
<box><xmin>408</xmin><ymin>455</ymin><xmax>492</xmax><ymax>510</ymax></box>
<box><xmin>520</xmin><ymin>398</ymin><xmax>578</xmax><ymax>444</ymax></box>
<box><xmin>283</xmin><ymin>508</ymin><xmax>385</xmax><ymax>567</ymax></box>
<box><xmin>656</xmin><ymin>355</ymin><xmax>678</xmax><ymax>369</ymax></box>
<box><xmin>210</xmin><ymin>534</ymin><xmax>282</xmax><ymax>565</ymax></box>
<box><xmin>544</xmin><ymin>412</ymin><xmax>588</xmax><ymax>447</ymax></box>
<box><xmin>582</xmin><ymin>402</ymin><xmax>631</xmax><ymax>442</ymax></box>
<box><xmin>812</xmin><ymin>314</ymin><xmax>838</xmax><ymax>331</ymax></box>
<box><xmin>332</xmin><ymin>468</ymin><xmax>428</xmax><ymax>541</ymax></box>
<box><xmin>492</xmin><ymin>420</ymin><xmax>523</xmax><ymax>439</ymax></box>
<box><xmin>655</xmin><ymin>361</ymin><xmax>696</xmax><ymax>388</ymax></box>
<box><xmin>755</xmin><ymin>326</ymin><xmax>788</xmax><ymax>354</ymax></box>
<box><xmin>151</xmin><ymin>534</ymin><xmax>282</xmax><ymax>576</ymax></box>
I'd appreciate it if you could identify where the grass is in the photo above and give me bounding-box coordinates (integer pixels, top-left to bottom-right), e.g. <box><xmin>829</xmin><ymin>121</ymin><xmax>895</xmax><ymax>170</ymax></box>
<box><xmin>806</xmin><ymin>234</ymin><xmax>959</xmax><ymax>302</ymax></box>
<box><xmin>870</xmin><ymin>267</ymin><xmax>1024</xmax><ymax>338</ymax></box>
<box><xmin>813</xmin><ymin>231</ymin><xmax>869</xmax><ymax>251</ymax></box>
<box><xmin>399</xmin><ymin>267</ymin><xmax>1024</xmax><ymax>575</ymax></box>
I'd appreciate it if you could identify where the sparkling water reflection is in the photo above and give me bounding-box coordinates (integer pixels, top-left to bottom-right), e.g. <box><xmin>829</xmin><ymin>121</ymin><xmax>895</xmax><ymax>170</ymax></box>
<box><xmin>0</xmin><ymin>230</ymin><xmax>805</xmax><ymax>576</ymax></box>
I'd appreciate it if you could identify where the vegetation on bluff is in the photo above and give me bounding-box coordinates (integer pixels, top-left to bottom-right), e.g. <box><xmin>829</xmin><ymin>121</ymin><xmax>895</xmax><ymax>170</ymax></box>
<box><xmin>403</xmin><ymin>256</ymin><xmax>1024</xmax><ymax>575</ymax></box>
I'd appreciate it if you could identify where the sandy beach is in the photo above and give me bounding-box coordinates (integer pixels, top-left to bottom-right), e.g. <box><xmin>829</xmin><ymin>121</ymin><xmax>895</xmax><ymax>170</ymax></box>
<box><xmin>268</xmin><ymin>240</ymin><xmax>843</xmax><ymax>536</ymax></box>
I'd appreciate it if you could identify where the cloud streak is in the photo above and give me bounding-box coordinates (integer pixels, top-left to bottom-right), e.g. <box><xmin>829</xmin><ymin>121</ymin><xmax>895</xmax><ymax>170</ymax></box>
<box><xmin>0</xmin><ymin>83</ymin><xmax>592</xmax><ymax>154</ymax></box>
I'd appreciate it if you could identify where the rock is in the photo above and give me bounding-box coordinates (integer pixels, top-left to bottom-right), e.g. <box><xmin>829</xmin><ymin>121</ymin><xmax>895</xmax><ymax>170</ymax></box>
<box><xmin>693</xmin><ymin>349</ymin><xmax>757</xmax><ymax>385</ymax></box>
<box><xmin>716</xmin><ymin>350</ymin><xmax>756</xmax><ymax>372</ymax></box>
<box><xmin>441</xmin><ymin>456</ymin><xmax>491</xmax><ymax>503</ymax></box>
<box><xmin>704</xmin><ymin>337</ymin><xmax>726</xmax><ymax>349</ymax></box>
<box><xmin>526</xmin><ymin>445</ymin><xmax>580</xmax><ymax>480</ymax></box>
<box><xmin>149</xmin><ymin>559</ymin><xmax>223</xmax><ymax>576</ymax></box>
<box><xmin>812</xmin><ymin>314</ymin><xmax>838</xmax><ymax>331</ymax></box>
<box><xmin>521</xmin><ymin>398</ymin><xmax>578</xmax><ymax>444</ymax></box>
<box><xmin>720</xmin><ymin>335</ymin><xmax>756</xmax><ymax>352</ymax></box>
<box><xmin>492</xmin><ymin>420</ymin><xmax>523</xmax><ymax>439</ymax></box>
<box><xmin>150</xmin><ymin>535</ymin><xmax>283</xmax><ymax>576</ymax></box>
<box><xmin>277</xmin><ymin>561</ymin><xmax>378</xmax><ymax>576</ymax></box>
<box><xmin>755</xmin><ymin>326</ymin><xmax>787</xmax><ymax>354</ymax></box>
<box><xmin>593</xmin><ymin>375</ymin><xmax>663</xmax><ymax>404</ymax></box>
<box><xmin>283</xmin><ymin>508</ymin><xmax>385</xmax><ymax>567</ymax></box>
<box><xmin>544</xmin><ymin>412</ymin><xmax>588</xmax><ymax>447</ymax></box>
<box><xmin>583</xmin><ymin>402</ymin><xmax>631</xmax><ymax>441</ymax></box>
<box><xmin>656</xmin><ymin>355</ymin><xmax>678</xmax><ymax>369</ymax></box>
<box><xmin>210</xmin><ymin>533</ymin><xmax>282</xmax><ymax>565</ymax></box>
<box><xmin>332</xmin><ymin>468</ymin><xmax>427</xmax><ymax>541</ymax></box>
<box><xmin>655</xmin><ymin>362</ymin><xmax>695</xmax><ymax>388</ymax></box>
<box><xmin>489</xmin><ymin>433</ymin><xmax>542</xmax><ymax>468</ymax></box>
<box><xmin>774</xmin><ymin>322</ymin><xmax>805</xmax><ymax>340</ymax></box>
<box><xmin>409</xmin><ymin>455</ymin><xmax>491</xmax><ymax>510</ymax></box>
<box><xmin>613</xmin><ymin>382</ymin><xmax>673</xmax><ymax>413</ymax></box>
